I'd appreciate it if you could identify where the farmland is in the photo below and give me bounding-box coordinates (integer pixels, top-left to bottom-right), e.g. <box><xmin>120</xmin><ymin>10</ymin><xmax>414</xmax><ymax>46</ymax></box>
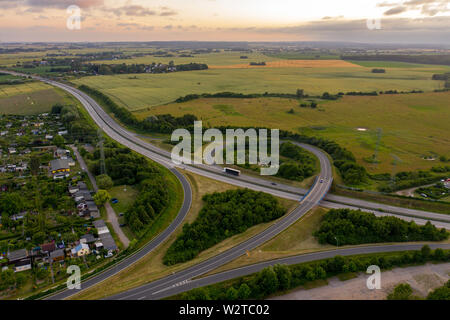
<box><xmin>0</xmin><ymin>81</ymin><xmax>70</xmax><ymax>115</ymax></box>
<box><xmin>134</xmin><ymin>92</ymin><xmax>450</xmax><ymax>174</ymax></box>
<box><xmin>73</xmin><ymin>64</ymin><xmax>448</xmax><ymax>109</ymax></box>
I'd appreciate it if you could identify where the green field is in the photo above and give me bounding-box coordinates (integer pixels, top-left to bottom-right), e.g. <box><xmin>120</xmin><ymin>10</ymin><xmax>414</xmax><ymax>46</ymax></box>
<box><xmin>135</xmin><ymin>92</ymin><xmax>450</xmax><ymax>174</ymax></box>
<box><xmin>348</xmin><ymin>60</ymin><xmax>450</xmax><ymax>69</ymax></box>
<box><xmin>73</xmin><ymin>64</ymin><xmax>448</xmax><ymax>110</ymax></box>
<box><xmin>90</xmin><ymin>51</ymin><xmax>280</xmax><ymax>66</ymax></box>
<box><xmin>0</xmin><ymin>81</ymin><xmax>70</xmax><ymax>115</ymax></box>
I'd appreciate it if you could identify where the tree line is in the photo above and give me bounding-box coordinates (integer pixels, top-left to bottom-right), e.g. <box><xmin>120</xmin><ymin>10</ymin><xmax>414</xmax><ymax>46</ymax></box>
<box><xmin>179</xmin><ymin>245</ymin><xmax>449</xmax><ymax>300</ymax></box>
<box><xmin>163</xmin><ymin>189</ymin><xmax>286</xmax><ymax>265</ymax></box>
<box><xmin>85</xmin><ymin>140</ymin><xmax>170</xmax><ymax>234</ymax></box>
<box><xmin>314</xmin><ymin>209</ymin><xmax>448</xmax><ymax>246</ymax></box>
<box><xmin>277</xmin><ymin>142</ymin><xmax>317</xmax><ymax>182</ymax></box>
<box><xmin>342</xmin><ymin>54</ymin><xmax>450</xmax><ymax>66</ymax></box>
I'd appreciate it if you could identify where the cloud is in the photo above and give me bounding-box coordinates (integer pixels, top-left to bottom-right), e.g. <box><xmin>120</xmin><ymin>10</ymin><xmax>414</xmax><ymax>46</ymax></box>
<box><xmin>26</xmin><ymin>0</ymin><xmax>104</xmax><ymax>9</ymax></box>
<box><xmin>106</xmin><ymin>5</ymin><xmax>177</xmax><ymax>17</ymax></box>
<box><xmin>379</xmin><ymin>0</ymin><xmax>449</xmax><ymax>16</ymax></box>
<box><xmin>384</xmin><ymin>6</ymin><xmax>408</xmax><ymax>15</ymax></box>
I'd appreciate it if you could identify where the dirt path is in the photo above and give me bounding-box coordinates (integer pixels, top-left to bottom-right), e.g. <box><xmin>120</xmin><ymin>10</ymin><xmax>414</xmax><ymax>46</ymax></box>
<box><xmin>271</xmin><ymin>263</ymin><xmax>450</xmax><ymax>300</ymax></box>
<box><xmin>396</xmin><ymin>183</ymin><xmax>435</xmax><ymax>197</ymax></box>
<box><xmin>71</xmin><ymin>145</ymin><xmax>130</xmax><ymax>248</ymax></box>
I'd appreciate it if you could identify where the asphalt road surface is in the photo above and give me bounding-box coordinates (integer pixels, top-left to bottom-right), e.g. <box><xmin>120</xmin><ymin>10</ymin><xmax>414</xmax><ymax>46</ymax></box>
<box><xmin>112</xmin><ymin>243</ymin><xmax>450</xmax><ymax>300</ymax></box>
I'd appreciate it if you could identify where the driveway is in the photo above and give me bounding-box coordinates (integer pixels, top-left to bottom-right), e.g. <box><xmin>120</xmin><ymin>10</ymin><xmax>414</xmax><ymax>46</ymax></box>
<box><xmin>71</xmin><ymin>145</ymin><xmax>130</xmax><ymax>248</ymax></box>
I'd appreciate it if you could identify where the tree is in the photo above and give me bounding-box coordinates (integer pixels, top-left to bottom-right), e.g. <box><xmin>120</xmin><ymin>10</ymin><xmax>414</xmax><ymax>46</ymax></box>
<box><xmin>96</xmin><ymin>174</ymin><xmax>113</xmax><ymax>190</ymax></box>
<box><xmin>0</xmin><ymin>193</ymin><xmax>25</xmax><ymax>216</ymax></box>
<box><xmin>226</xmin><ymin>286</ymin><xmax>238</xmax><ymax>300</ymax></box>
<box><xmin>33</xmin><ymin>231</ymin><xmax>46</xmax><ymax>244</ymax></box>
<box><xmin>421</xmin><ymin>245</ymin><xmax>431</xmax><ymax>259</ymax></box>
<box><xmin>387</xmin><ymin>283</ymin><xmax>414</xmax><ymax>300</ymax></box>
<box><xmin>273</xmin><ymin>264</ymin><xmax>292</xmax><ymax>290</ymax></box>
<box><xmin>255</xmin><ymin>267</ymin><xmax>279</xmax><ymax>295</ymax></box>
<box><xmin>427</xmin><ymin>280</ymin><xmax>450</xmax><ymax>300</ymax></box>
<box><xmin>93</xmin><ymin>190</ymin><xmax>111</xmax><ymax>206</ymax></box>
<box><xmin>53</xmin><ymin>135</ymin><xmax>65</xmax><ymax>148</ymax></box>
<box><xmin>237</xmin><ymin>283</ymin><xmax>251</xmax><ymax>299</ymax></box>
<box><xmin>30</xmin><ymin>155</ymin><xmax>40</xmax><ymax>175</ymax></box>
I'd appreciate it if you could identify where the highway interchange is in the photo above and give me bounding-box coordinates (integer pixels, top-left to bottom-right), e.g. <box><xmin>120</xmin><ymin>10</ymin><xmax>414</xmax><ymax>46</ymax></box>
<box><xmin>3</xmin><ymin>71</ymin><xmax>449</xmax><ymax>300</ymax></box>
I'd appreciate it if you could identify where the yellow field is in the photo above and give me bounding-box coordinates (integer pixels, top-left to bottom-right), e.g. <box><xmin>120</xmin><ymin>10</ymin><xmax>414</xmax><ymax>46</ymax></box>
<box><xmin>209</xmin><ymin>59</ymin><xmax>361</xmax><ymax>69</ymax></box>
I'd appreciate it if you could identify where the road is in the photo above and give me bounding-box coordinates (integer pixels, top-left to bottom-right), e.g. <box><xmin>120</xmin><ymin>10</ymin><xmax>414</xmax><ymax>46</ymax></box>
<box><xmin>4</xmin><ymin>71</ymin><xmax>448</xmax><ymax>299</ymax></box>
<box><xmin>72</xmin><ymin>145</ymin><xmax>130</xmax><ymax>248</ymax></box>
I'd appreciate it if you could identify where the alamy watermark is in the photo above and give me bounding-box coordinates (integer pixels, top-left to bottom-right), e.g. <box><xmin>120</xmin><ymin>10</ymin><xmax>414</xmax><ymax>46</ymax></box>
<box><xmin>366</xmin><ymin>265</ymin><xmax>381</xmax><ymax>290</ymax></box>
<box><xmin>67</xmin><ymin>5</ymin><xmax>82</xmax><ymax>30</ymax></box>
<box><xmin>366</xmin><ymin>18</ymin><xmax>381</xmax><ymax>30</ymax></box>
<box><xmin>66</xmin><ymin>265</ymin><xmax>81</xmax><ymax>290</ymax></box>
<box><xmin>171</xmin><ymin>121</ymin><xmax>280</xmax><ymax>175</ymax></box>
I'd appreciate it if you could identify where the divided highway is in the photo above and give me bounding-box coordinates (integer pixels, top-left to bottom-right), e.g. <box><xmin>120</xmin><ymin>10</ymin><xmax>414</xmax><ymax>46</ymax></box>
<box><xmin>112</xmin><ymin>243</ymin><xmax>450</xmax><ymax>300</ymax></box>
<box><xmin>4</xmin><ymin>71</ymin><xmax>448</xmax><ymax>299</ymax></box>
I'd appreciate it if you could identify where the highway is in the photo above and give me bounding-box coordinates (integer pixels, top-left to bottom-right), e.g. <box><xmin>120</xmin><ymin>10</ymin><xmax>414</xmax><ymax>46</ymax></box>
<box><xmin>110</xmin><ymin>243</ymin><xmax>450</xmax><ymax>300</ymax></box>
<box><xmin>4</xmin><ymin>71</ymin><xmax>448</xmax><ymax>300</ymax></box>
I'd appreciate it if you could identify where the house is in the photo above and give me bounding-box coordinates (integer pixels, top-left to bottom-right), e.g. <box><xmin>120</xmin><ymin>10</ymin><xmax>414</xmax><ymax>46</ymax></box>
<box><xmin>8</xmin><ymin>147</ymin><xmax>16</xmax><ymax>154</ymax></box>
<box><xmin>77</xmin><ymin>181</ymin><xmax>87</xmax><ymax>190</ymax></box>
<box><xmin>55</xmin><ymin>148</ymin><xmax>70</xmax><ymax>158</ymax></box>
<box><xmin>71</xmin><ymin>243</ymin><xmax>90</xmax><ymax>257</ymax></box>
<box><xmin>58</xmin><ymin>130</ymin><xmax>68</xmax><ymax>136</ymax></box>
<box><xmin>14</xmin><ymin>259</ymin><xmax>32</xmax><ymax>272</ymax></box>
<box><xmin>11</xmin><ymin>212</ymin><xmax>26</xmax><ymax>221</ymax></box>
<box><xmin>49</xmin><ymin>249</ymin><xmax>65</xmax><ymax>262</ymax></box>
<box><xmin>45</xmin><ymin>134</ymin><xmax>53</xmax><ymax>140</ymax></box>
<box><xmin>86</xmin><ymin>201</ymin><xmax>99</xmax><ymax>218</ymax></box>
<box><xmin>80</xmin><ymin>233</ymin><xmax>96</xmax><ymax>244</ymax></box>
<box><xmin>68</xmin><ymin>185</ymin><xmax>79</xmax><ymax>194</ymax></box>
<box><xmin>50</xmin><ymin>159</ymin><xmax>70</xmax><ymax>175</ymax></box>
<box><xmin>99</xmin><ymin>233</ymin><xmax>118</xmax><ymax>252</ymax></box>
<box><xmin>66</xmin><ymin>157</ymin><xmax>76</xmax><ymax>166</ymax></box>
<box><xmin>41</xmin><ymin>241</ymin><xmax>56</xmax><ymax>254</ymax></box>
<box><xmin>7</xmin><ymin>249</ymin><xmax>31</xmax><ymax>272</ymax></box>
<box><xmin>74</xmin><ymin>190</ymin><xmax>92</xmax><ymax>203</ymax></box>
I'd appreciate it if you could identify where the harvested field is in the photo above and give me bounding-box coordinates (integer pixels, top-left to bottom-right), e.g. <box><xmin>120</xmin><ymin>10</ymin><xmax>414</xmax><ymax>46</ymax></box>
<box><xmin>209</xmin><ymin>59</ymin><xmax>361</xmax><ymax>69</ymax></box>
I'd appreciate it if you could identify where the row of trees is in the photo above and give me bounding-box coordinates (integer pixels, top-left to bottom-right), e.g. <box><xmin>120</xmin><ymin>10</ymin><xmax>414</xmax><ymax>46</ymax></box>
<box><xmin>180</xmin><ymin>246</ymin><xmax>449</xmax><ymax>300</ymax></box>
<box><xmin>314</xmin><ymin>209</ymin><xmax>448</xmax><ymax>246</ymax></box>
<box><xmin>279</xmin><ymin>131</ymin><xmax>368</xmax><ymax>185</ymax></box>
<box><xmin>388</xmin><ymin>279</ymin><xmax>450</xmax><ymax>300</ymax></box>
<box><xmin>125</xmin><ymin>179</ymin><xmax>169</xmax><ymax>234</ymax></box>
<box><xmin>85</xmin><ymin>140</ymin><xmax>171</xmax><ymax>234</ymax></box>
<box><xmin>277</xmin><ymin>142</ymin><xmax>317</xmax><ymax>181</ymax></box>
<box><xmin>163</xmin><ymin>189</ymin><xmax>286</xmax><ymax>265</ymax></box>
<box><xmin>85</xmin><ymin>62</ymin><xmax>208</xmax><ymax>75</ymax></box>
<box><xmin>342</xmin><ymin>54</ymin><xmax>450</xmax><ymax>66</ymax></box>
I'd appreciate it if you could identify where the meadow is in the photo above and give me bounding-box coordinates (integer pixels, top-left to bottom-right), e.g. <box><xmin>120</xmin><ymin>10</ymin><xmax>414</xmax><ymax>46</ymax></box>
<box><xmin>0</xmin><ymin>81</ymin><xmax>70</xmax><ymax>115</ymax></box>
<box><xmin>134</xmin><ymin>92</ymin><xmax>450</xmax><ymax>174</ymax></box>
<box><xmin>73</xmin><ymin>64</ymin><xmax>448</xmax><ymax>110</ymax></box>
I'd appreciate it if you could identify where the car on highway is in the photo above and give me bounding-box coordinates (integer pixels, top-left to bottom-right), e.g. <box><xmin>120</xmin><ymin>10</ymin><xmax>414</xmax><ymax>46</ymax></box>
<box><xmin>320</xmin><ymin>179</ymin><xmax>324</xmax><ymax>183</ymax></box>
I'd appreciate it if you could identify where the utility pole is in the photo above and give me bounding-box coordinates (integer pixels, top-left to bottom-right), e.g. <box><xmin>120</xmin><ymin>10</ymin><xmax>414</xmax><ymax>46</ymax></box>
<box><xmin>373</xmin><ymin>128</ymin><xmax>382</xmax><ymax>166</ymax></box>
<box><xmin>391</xmin><ymin>154</ymin><xmax>401</xmax><ymax>188</ymax></box>
<box><xmin>98</xmin><ymin>129</ymin><xmax>106</xmax><ymax>175</ymax></box>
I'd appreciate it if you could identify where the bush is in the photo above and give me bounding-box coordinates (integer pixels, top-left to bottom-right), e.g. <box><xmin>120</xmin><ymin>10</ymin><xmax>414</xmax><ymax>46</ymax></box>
<box><xmin>163</xmin><ymin>189</ymin><xmax>286</xmax><ymax>265</ymax></box>
<box><xmin>314</xmin><ymin>209</ymin><xmax>448</xmax><ymax>246</ymax></box>
<box><xmin>96</xmin><ymin>174</ymin><xmax>113</xmax><ymax>189</ymax></box>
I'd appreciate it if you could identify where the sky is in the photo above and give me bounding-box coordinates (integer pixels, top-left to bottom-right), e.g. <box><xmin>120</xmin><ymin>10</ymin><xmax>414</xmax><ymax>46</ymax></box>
<box><xmin>0</xmin><ymin>0</ymin><xmax>449</xmax><ymax>44</ymax></box>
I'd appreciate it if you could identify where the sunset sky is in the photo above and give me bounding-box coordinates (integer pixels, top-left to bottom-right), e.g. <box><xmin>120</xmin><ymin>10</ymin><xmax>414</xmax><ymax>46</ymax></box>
<box><xmin>0</xmin><ymin>0</ymin><xmax>449</xmax><ymax>44</ymax></box>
